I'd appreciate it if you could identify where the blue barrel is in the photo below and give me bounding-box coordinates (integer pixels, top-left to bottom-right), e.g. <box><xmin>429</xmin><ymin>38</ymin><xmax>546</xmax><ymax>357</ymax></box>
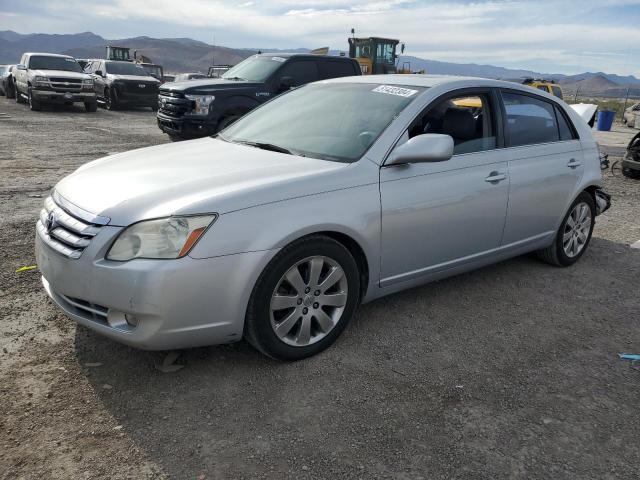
<box><xmin>596</xmin><ymin>110</ymin><xmax>615</xmax><ymax>131</ymax></box>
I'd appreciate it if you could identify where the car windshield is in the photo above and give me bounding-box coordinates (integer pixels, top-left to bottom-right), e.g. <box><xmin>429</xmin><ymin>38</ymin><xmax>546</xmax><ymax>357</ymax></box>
<box><xmin>28</xmin><ymin>56</ymin><xmax>82</xmax><ymax>72</ymax></box>
<box><xmin>220</xmin><ymin>82</ymin><xmax>425</xmax><ymax>162</ymax></box>
<box><xmin>221</xmin><ymin>55</ymin><xmax>284</xmax><ymax>82</ymax></box>
<box><xmin>141</xmin><ymin>65</ymin><xmax>162</xmax><ymax>77</ymax></box>
<box><xmin>106</xmin><ymin>62</ymin><xmax>151</xmax><ymax>76</ymax></box>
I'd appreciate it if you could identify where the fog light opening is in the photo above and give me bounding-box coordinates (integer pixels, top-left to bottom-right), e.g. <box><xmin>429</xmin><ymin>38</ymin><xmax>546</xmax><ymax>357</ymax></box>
<box><xmin>125</xmin><ymin>314</ymin><xmax>139</xmax><ymax>327</ymax></box>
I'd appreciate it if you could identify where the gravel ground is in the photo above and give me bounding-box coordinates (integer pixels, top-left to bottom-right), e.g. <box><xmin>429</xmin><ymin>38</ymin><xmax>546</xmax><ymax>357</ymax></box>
<box><xmin>1</xmin><ymin>98</ymin><xmax>639</xmax><ymax>480</ymax></box>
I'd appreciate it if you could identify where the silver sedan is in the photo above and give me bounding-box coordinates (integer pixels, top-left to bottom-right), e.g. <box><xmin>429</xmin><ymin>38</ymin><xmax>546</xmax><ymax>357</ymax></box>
<box><xmin>36</xmin><ymin>75</ymin><xmax>610</xmax><ymax>360</ymax></box>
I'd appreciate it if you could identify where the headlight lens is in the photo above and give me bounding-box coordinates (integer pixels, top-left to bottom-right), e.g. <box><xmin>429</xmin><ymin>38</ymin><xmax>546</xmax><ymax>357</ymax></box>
<box><xmin>107</xmin><ymin>215</ymin><xmax>217</xmax><ymax>261</ymax></box>
<box><xmin>82</xmin><ymin>78</ymin><xmax>94</xmax><ymax>90</ymax></box>
<box><xmin>34</xmin><ymin>76</ymin><xmax>49</xmax><ymax>86</ymax></box>
<box><xmin>185</xmin><ymin>94</ymin><xmax>215</xmax><ymax>115</ymax></box>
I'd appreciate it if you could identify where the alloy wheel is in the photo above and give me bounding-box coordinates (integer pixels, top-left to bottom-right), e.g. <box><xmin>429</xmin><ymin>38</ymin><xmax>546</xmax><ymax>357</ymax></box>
<box><xmin>270</xmin><ymin>255</ymin><xmax>348</xmax><ymax>347</ymax></box>
<box><xmin>562</xmin><ymin>201</ymin><xmax>592</xmax><ymax>258</ymax></box>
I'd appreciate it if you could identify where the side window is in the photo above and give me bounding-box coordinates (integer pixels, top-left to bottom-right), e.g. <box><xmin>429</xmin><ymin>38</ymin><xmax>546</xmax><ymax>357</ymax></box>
<box><xmin>502</xmin><ymin>91</ymin><xmax>559</xmax><ymax>147</ymax></box>
<box><xmin>408</xmin><ymin>92</ymin><xmax>497</xmax><ymax>155</ymax></box>
<box><xmin>277</xmin><ymin>60</ymin><xmax>319</xmax><ymax>87</ymax></box>
<box><xmin>318</xmin><ymin>60</ymin><xmax>358</xmax><ymax>79</ymax></box>
<box><xmin>84</xmin><ymin>62</ymin><xmax>93</xmax><ymax>73</ymax></box>
<box><xmin>536</xmin><ymin>85</ymin><xmax>548</xmax><ymax>93</ymax></box>
<box><xmin>554</xmin><ymin>105</ymin><xmax>577</xmax><ymax>141</ymax></box>
<box><xmin>551</xmin><ymin>86</ymin><xmax>563</xmax><ymax>100</ymax></box>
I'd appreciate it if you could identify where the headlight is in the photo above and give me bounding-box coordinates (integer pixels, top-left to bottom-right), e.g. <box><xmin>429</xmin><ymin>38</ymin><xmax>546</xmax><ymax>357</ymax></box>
<box><xmin>107</xmin><ymin>215</ymin><xmax>217</xmax><ymax>261</ymax></box>
<box><xmin>82</xmin><ymin>78</ymin><xmax>94</xmax><ymax>90</ymax></box>
<box><xmin>185</xmin><ymin>94</ymin><xmax>215</xmax><ymax>115</ymax></box>
<box><xmin>34</xmin><ymin>76</ymin><xmax>49</xmax><ymax>86</ymax></box>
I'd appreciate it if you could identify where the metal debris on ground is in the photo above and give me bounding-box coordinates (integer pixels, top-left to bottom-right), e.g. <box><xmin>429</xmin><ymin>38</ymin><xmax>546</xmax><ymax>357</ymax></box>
<box><xmin>154</xmin><ymin>351</ymin><xmax>185</xmax><ymax>373</ymax></box>
<box><xmin>618</xmin><ymin>354</ymin><xmax>640</xmax><ymax>361</ymax></box>
<box><xmin>15</xmin><ymin>265</ymin><xmax>37</xmax><ymax>273</ymax></box>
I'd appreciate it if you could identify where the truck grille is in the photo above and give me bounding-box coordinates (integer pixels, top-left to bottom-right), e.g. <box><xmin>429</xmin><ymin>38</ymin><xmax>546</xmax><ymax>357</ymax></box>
<box><xmin>49</xmin><ymin>78</ymin><xmax>82</xmax><ymax>93</ymax></box>
<box><xmin>121</xmin><ymin>81</ymin><xmax>159</xmax><ymax>95</ymax></box>
<box><xmin>36</xmin><ymin>195</ymin><xmax>104</xmax><ymax>259</ymax></box>
<box><xmin>158</xmin><ymin>89</ymin><xmax>192</xmax><ymax>118</ymax></box>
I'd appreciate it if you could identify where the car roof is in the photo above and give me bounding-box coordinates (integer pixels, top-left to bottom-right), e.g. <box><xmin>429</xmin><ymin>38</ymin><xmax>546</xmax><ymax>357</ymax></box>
<box><xmin>322</xmin><ymin>74</ymin><xmax>561</xmax><ymax>94</ymax></box>
<box><xmin>24</xmin><ymin>52</ymin><xmax>75</xmax><ymax>59</ymax></box>
<box><xmin>256</xmin><ymin>53</ymin><xmax>355</xmax><ymax>62</ymax></box>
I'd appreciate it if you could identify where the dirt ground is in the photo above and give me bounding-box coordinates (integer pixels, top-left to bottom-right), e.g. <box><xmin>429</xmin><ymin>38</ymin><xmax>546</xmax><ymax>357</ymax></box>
<box><xmin>1</xmin><ymin>98</ymin><xmax>639</xmax><ymax>480</ymax></box>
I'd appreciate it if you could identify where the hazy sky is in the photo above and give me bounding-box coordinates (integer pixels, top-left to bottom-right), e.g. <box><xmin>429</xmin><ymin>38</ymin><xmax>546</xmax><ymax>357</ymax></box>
<box><xmin>1</xmin><ymin>0</ymin><xmax>640</xmax><ymax>76</ymax></box>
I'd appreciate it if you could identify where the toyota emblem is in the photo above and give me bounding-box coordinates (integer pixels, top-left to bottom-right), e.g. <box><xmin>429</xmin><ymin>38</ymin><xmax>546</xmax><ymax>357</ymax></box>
<box><xmin>45</xmin><ymin>211</ymin><xmax>58</xmax><ymax>233</ymax></box>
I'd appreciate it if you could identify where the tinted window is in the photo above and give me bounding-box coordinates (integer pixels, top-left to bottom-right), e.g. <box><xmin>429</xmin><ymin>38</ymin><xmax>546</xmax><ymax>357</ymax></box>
<box><xmin>536</xmin><ymin>85</ymin><xmax>548</xmax><ymax>93</ymax></box>
<box><xmin>408</xmin><ymin>93</ymin><xmax>496</xmax><ymax>155</ymax></box>
<box><xmin>551</xmin><ymin>86</ymin><xmax>563</xmax><ymax>99</ymax></box>
<box><xmin>502</xmin><ymin>91</ymin><xmax>559</xmax><ymax>147</ymax></box>
<box><xmin>277</xmin><ymin>60</ymin><xmax>319</xmax><ymax>87</ymax></box>
<box><xmin>28</xmin><ymin>56</ymin><xmax>82</xmax><ymax>72</ymax></box>
<box><xmin>318</xmin><ymin>60</ymin><xmax>357</xmax><ymax>79</ymax></box>
<box><xmin>555</xmin><ymin>105</ymin><xmax>576</xmax><ymax>141</ymax></box>
<box><xmin>221</xmin><ymin>55</ymin><xmax>285</xmax><ymax>82</ymax></box>
<box><xmin>105</xmin><ymin>61</ymin><xmax>151</xmax><ymax>76</ymax></box>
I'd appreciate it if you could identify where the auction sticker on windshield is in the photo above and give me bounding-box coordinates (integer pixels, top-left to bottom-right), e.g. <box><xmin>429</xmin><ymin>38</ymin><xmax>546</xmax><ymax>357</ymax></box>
<box><xmin>372</xmin><ymin>85</ymin><xmax>418</xmax><ymax>97</ymax></box>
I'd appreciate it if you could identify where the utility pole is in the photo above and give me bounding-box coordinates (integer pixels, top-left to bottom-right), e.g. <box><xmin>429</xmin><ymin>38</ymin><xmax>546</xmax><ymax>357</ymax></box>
<box><xmin>212</xmin><ymin>34</ymin><xmax>215</xmax><ymax>68</ymax></box>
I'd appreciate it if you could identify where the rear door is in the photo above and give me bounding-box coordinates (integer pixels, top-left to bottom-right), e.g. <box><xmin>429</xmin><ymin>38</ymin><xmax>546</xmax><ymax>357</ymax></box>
<box><xmin>275</xmin><ymin>59</ymin><xmax>319</xmax><ymax>88</ymax></box>
<box><xmin>317</xmin><ymin>59</ymin><xmax>360</xmax><ymax>80</ymax></box>
<box><xmin>498</xmin><ymin>89</ymin><xmax>584</xmax><ymax>245</ymax></box>
<box><xmin>379</xmin><ymin>88</ymin><xmax>510</xmax><ymax>286</ymax></box>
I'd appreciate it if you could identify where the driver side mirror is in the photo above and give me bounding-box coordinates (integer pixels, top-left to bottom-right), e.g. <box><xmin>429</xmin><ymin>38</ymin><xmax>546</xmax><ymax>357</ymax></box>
<box><xmin>94</xmin><ymin>70</ymin><xmax>103</xmax><ymax>76</ymax></box>
<box><xmin>386</xmin><ymin>134</ymin><xmax>454</xmax><ymax>166</ymax></box>
<box><xmin>16</xmin><ymin>64</ymin><xmax>26</xmax><ymax>71</ymax></box>
<box><xmin>279</xmin><ymin>76</ymin><xmax>294</xmax><ymax>91</ymax></box>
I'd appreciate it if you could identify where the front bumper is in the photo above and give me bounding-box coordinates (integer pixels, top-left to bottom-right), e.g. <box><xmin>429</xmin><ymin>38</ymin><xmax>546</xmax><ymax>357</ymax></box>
<box><xmin>156</xmin><ymin>112</ymin><xmax>216</xmax><ymax>138</ymax></box>
<box><xmin>32</xmin><ymin>89</ymin><xmax>96</xmax><ymax>104</ymax></box>
<box><xmin>36</xmin><ymin>226</ymin><xmax>277</xmax><ymax>350</ymax></box>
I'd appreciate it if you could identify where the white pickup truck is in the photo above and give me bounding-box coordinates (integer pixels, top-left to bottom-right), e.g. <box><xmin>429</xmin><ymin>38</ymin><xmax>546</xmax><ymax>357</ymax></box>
<box><xmin>14</xmin><ymin>52</ymin><xmax>97</xmax><ymax>112</ymax></box>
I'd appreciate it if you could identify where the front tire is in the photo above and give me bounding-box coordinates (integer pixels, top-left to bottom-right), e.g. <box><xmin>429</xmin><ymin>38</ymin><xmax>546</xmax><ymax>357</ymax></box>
<box><xmin>15</xmin><ymin>86</ymin><xmax>24</xmax><ymax>104</ymax></box>
<box><xmin>217</xmin><ymin>115</ymin><xmax>241</xmax><ymax>132</ymax></box>
<box><xmin>537</xmin><ymin>192</ymin><xmax>595</xmax><ymax>267</ymax></box>
<box><xmin>104</xmin><ymin>87</ymin><xmax>117</xmax><ymax>110</ymax></box>
<box><xmin>28</xmin><ymin>87</ymin><xmax>40</xmax><ymax>110</ymax></box>
<box><xmin>245</xmin><ymin>235</ymin><xmax>361</xmax><ymax>361</ymax></box>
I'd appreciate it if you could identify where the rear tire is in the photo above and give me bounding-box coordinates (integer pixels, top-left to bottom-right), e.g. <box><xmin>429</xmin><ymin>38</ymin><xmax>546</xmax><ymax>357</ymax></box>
<box><xmin>244</xmin><ymin>235</ymin><xmax>360</xmax><ymax>361</ymax></box>
<box><xmin>622</xmin><ymin>166</ymin><xmax>640</xmax><ymax>179</ymax></box>
<box><xmin>536</xmin><ymin>192</ymin><xmax>595</xmax><ymax>267</ymax></box>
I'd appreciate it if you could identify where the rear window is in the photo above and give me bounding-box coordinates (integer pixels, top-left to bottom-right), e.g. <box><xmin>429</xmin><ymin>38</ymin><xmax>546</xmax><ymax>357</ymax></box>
<box><xmin>502</xmin><ymin>91</ymin><xmax>560</xmax><ymax>147</ymax></box>
<box><xmin>551</xmin><ymin>86</ymin><xmax>563</xmax><ymax>99</ymax></box>
<box><xmin>318</xmin><ymin>60</ymin><xmax>357</xmax><ymax>79</ymax></box>
<box><xmin>555</xmin><ymin>105</ymin><xmax>577</xmax><ymax>141</ymax></box>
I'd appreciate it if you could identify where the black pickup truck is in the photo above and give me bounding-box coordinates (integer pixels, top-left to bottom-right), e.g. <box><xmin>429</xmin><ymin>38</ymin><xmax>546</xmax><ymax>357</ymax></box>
<box><xmin>156</xmin><ymin>53</ymin><xmax>361</xmax><ymax>140</ymax></box>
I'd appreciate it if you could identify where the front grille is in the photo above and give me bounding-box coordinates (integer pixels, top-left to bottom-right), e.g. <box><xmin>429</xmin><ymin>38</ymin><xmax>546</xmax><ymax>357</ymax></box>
<box><xmin>49</xmin><ymin>78</ymin><xmax>82</xmax><ymax>92</ymax></box>
<box><xmin>58</xmin><ymin>293</ymin><xmax>109</xmax><ymax>325</ymax></box>
<box><xmin>36</xmin><ymin>196</ymin><xmax>103</xmax><ymax>259</ymax></box>
<box><xmin>121</xmin><ymin>81</ymin><xmax>159</xmax><ymax>95</ymax></box>
<box><xmin>158</xmin><ymin>89</ymin><xmax>193</xmax><ymax>118</ymax></box>
<box><xmin>49</xmin><ymin>77</ymin><xmax>81</xmax><ymax>84</ymax></box>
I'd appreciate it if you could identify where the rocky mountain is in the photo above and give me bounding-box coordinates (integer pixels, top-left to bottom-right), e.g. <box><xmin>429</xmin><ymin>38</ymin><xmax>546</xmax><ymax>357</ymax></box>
<box><xmin>1</xmin><ymin>30</ymin><xmax>638</xmax><ymax>97</ymax></box>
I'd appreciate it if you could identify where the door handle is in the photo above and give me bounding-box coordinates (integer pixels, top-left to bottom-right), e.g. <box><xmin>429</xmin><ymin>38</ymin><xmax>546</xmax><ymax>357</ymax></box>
<box><xmin>567</xmin><ymin>158</ymin><xmax>582</xmax><ymax>168</ymax></box>
<box><xmin>485</xmin><ymin>171</ymin><xmax>507</xmax><ymax>183</ymax></box>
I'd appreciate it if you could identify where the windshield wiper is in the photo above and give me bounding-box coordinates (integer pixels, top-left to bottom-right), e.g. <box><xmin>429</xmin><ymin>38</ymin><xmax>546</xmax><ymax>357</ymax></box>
<box><xmin>237</xmin><ymin>140</ymin><xmax>296</xmax><ymax>155</ymax></box>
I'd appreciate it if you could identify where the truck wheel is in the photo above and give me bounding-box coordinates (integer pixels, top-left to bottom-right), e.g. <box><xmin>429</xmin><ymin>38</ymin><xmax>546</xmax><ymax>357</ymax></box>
<box><xmin>15</xmin><ymin>87</ymin><xmax>24</xmax><ymax>104</ymax></box>
<box><xmin>27</xmin><ymin>87</ymin><xmax>40</xmax><ymax>111</ymax></box>
<box><xmin>85</xmin><ymin>101</ymin><xmax>97</xmax><ymax>112</ymax></box>
<box><xmin>104</xmin><ymin>87</ymin><xmax>117</xmax><ymax>110</ymax></box>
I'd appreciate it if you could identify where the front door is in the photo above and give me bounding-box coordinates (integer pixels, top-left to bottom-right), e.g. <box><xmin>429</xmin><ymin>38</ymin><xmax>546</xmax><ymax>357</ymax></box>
<box><xmin>379</xmin><ymin>89</ymin><xmax>509</xmax><ymax>287</ymax></box>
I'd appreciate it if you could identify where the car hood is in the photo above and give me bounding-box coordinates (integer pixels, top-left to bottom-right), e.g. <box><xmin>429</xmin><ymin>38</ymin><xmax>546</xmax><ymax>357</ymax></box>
<box><xmin>161</xmin><ymin>78</ymin><xmax>265</xmax><ymax>95</ymax></box>
<box><xmin>107</xmin><ymin>74</ymin><xmax>159</xmax><ymax>83</ymax></box>
<box><xmin>54</xmin><ymin>138</ymin><xmax>358</xmax><ymax>226</ymax></box>
<box><xmin>33</xmin><ymin>69</ymin><xmax>90</xmax><ymax>80</ymax></box>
